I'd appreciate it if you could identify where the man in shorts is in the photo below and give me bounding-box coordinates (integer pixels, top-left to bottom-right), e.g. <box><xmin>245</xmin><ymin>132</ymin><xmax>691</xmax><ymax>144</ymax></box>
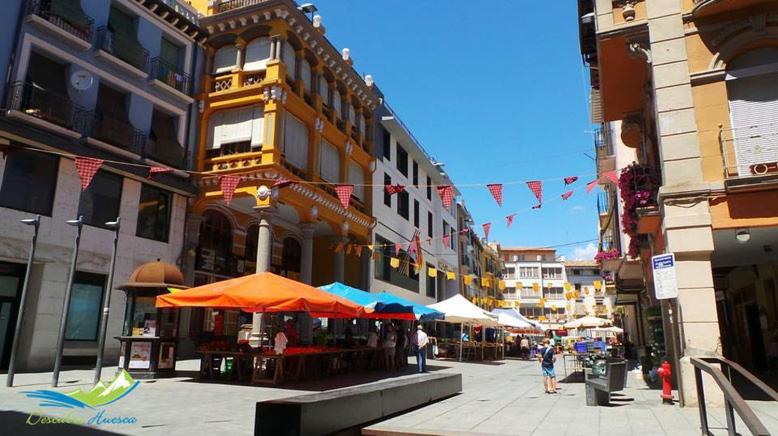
<box><xmin>538</xmin><ymin>338</ymin><xmax>557</xmax><ymax>394</ymax></box>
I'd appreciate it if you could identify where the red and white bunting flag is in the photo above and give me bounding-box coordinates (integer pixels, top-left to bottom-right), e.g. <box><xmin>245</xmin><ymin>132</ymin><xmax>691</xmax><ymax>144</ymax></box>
<box><xmin>532</xmin><ymin>204</ymin><xmax>542</xmax><ymax>210</ymax></box>
<box><xmin>385</xmin><ymin>184</ymin><xmax>405</xmax><ymax>195</ymax></box>
<box><xmin>219</xmin><ymin>175</ymin><xmax>241</xmax><ymax>206</ymax></box>
<box><xmin>147</xmin><ymin>166</ymin><xmax>173</xmax><ymax>179</ymax></box>
<box><xmin>506</xmin><ymin>213</ymin><xmax>516</xmax><ymax>228</ymax></box>
<box><xmin>334</xmin><ymin>184</ymin><xmax>354</xmax><ymax>209</ymax></box>
<box><xmin>586</xmin><ymin>179</ymin><xmax>599</xmax><ymax>193</ymax></box>
<box><xmin>482</xmin><ymin>222</ymin><xmax>491</xmax><ymax>241</ymax></box>
<box><xmin>437</xmin><ymin>185</ymin><xmax>453</xmax><ymax>209</ymax></box>
<box><xmin>273</xmin><ymin>177</ymin><xmax>294</xmax><ymax>189</ymax></box>
<box><xmin>75</xmin><ymin>157</ymin><xmax>104</xmax><ymax>190</ymax></box>
<box><xmin>486</xmin><ymin>183</ymin><xmax>503</xmax><ymax>207</ymax></box>
<box><xmin>561</xmin><ymin>191</ymin><xmax>574</xmax><ymax>200</ymax></box>
<box><xmin>442</xmin><ymin>233</ymin><xmax>450</xmax><ymax>248</ymax></box>
<box><xmin>603</xmin><ymin>170</ymin><xmax>619</xmax><ymax>184</ymax></box>
<box><xmin>564</xmin><ymin>176</ymin><xmax>579</xmax><ymax>185</ymax></box>
<box><xmin>526</xmin><ymin>180</ymin><xmax>543</xmax><ymax>207</ymax></box>
<box><xmin>395</xmin><ymin>242</ymin><xmax>403</xmax><ymax>256</ymax></box>
<box><xmin>408</xmin><ymin>239</ymin><xmax>417</xmax><ymax>256</ymax></box>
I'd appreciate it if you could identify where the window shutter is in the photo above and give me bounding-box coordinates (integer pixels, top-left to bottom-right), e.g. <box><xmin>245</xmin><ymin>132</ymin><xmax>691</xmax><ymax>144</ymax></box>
<box><xmin>208</xmin><ymin>105</ymin><xmax>263</xmax><ymax>149</ymax></box>
<box><xmin>160</xmin><ymin>38</ymin><xmax>180</xmax><ymax>70</ymax></box>
<box><xmin>319</xmin><ymin>140</ymin><xmax>340</xmax><ymax>182</ymax></box>
<box><xmin>244</xmin><ymin>37</ymin><xmax>272</xmax><ymax>71</ymax></box>
<box><xmin>213</xmin><ymin>45</ymin><xmax>237</xmax><ymax>74</ymax></box>
<box><xmin>348</xmin><ymin>161</ymin><xmax>364</xmax><ymax>200</ymax></box>
<box><xmin>300</xmin><ymin>59</ymin><xmax>312</xmax><ymax>92</ymax></box>
<box><xmin>319</xmin><ymin>76</ymin><xmax>330</xmax><ymax>105</ymax></box>
<box><xmin>333</xmin><ymin>91</ymin><xmax>342</xmax><ymax>118</ymax></box>
<box><xmin>108</xmin><ymin>7</ymin><xmax>135</xmax><ymax>38</ymax></box>
<box><xmin>348</xmin><ymin>104</ymin><xmax>355</xmax><ymax>123</ymax></box>
<box><xmin>727</xmin><ymin>72</ymin><xmax>778</xmax><ymax>175</ymax></box>
<box><xmin>282</xmin><ymin>44</ymin><xmax>296</xmax><ymax>78</ymax></box>
<box><xmin>284</xmin><ymin>114</ymin><xmax>309</xmax><ymax>170</ymax></box>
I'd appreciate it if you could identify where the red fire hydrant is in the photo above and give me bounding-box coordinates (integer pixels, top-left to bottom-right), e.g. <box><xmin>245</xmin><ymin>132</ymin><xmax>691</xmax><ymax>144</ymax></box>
<box><xmin>656</xmin><ymin>360</ymin><xmax>674</xmax><ymax>404</ymax></box>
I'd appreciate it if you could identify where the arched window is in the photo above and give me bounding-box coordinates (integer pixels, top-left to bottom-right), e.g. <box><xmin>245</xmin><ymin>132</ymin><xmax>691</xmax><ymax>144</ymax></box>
<box><xmin>197</xmin><ymin>211</ymin><xmax>233</xmax><ymax>274</ymax></box>
<box><xmin>281</xmin><ymin>238</ymin><xmax>302</xmax><ymax>274</ymax></box>
<box><xmin>726</xmin><ymin>47</ymin><xmax>778</xmax><ymax>176</ymax></box>
<box><xmin>212</xmin><ymin>45</ymin><xmax>237</xmax><ymax>74</ymax></box>
<box><xmin>244</xmin><ymin>37</ymin><xmax>272</xmax><ymax>71</ymax></box>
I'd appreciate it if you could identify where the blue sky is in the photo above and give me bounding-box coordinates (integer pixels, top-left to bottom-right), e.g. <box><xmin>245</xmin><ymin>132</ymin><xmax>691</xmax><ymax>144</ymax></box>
<box><xmin>314</xmin><ymin>1</ymin><xmax>599</xmax><ymax>259</ymax></box>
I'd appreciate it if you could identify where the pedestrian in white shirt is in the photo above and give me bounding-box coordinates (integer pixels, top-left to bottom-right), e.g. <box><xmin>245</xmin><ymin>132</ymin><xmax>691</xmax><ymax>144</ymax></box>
<box><xmin>411</xmin><ymin>325</ymin><xmax>429</xmax><ymax>373</ymax></box>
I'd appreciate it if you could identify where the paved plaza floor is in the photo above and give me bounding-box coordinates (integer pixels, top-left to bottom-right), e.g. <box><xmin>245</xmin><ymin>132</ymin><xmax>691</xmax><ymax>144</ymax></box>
<box><xmin>0</xmin><ymin>357</ymin><xmax>776</xmax><ymax>435</ymax></box>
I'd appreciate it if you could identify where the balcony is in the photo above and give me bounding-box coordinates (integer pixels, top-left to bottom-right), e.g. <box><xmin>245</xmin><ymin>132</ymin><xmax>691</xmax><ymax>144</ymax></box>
<box><xmin>214</xmin><ymin>0</ymin><xmax>269</xmax><ymax>13</ymax></box>
<box><xmin>85</xmin><ymin>111</ymin><xmax>147</xmax><ymax>157</ymax></box>
<box><xmin>6</xmin><ymin>81</ymin><xmax>86</xmax><ymax>138</ymax></box>
<box><xmin>595</xmin><ymin>127</ymin><xmax>616</xmax><ymax>178</ymax></box>
<box><xmin>25</xmin><ymin>0</ymin><xmax>93</xmax><ymax>49</ymax></box>
<box><xmin>96</xmin><ymin>27</ymin><xmax>149</xmax><ymax>77</ymax></box>
<box><xmin>150</xmin><ymin>57</ymin><xmax>191</xmax><ymax>96</ymax></box>
<box><xmin>691</xmin><ymin>0</ymin><xmax>774</xmax><ymax>18</ymax></box>
<box><xmin>145</xmin><ymin>137</ymin><xmax>187</xmax><ymax>169</ymax></box>
<box><xmin>209</xmin><ymin>71</ymin><xmax>267</xmax><ymax>94</ymax></box>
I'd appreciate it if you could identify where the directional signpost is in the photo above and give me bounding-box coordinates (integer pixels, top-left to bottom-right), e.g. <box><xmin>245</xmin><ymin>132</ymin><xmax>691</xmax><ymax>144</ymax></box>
<box><xmin>652</xmin><ymin>253</ymin><xmax>678</xmax><ymax>300</ymax></box>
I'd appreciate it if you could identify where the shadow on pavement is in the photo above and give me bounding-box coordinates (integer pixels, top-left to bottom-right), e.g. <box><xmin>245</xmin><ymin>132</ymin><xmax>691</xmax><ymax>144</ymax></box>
<box><xmin>0</xmin><ymin>410</ymin><xmax>123</xmax><ymax>435</ymax></box>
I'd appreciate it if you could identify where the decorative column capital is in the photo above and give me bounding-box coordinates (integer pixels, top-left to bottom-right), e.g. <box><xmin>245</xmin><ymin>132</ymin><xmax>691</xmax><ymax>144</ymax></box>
<box><xmin>628</xmin><ymin>40</ymin><xmax>652</xmax><ymax>64</ymax></box>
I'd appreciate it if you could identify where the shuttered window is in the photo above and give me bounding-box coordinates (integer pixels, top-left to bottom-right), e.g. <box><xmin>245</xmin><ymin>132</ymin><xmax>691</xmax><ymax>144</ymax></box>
<box><xmin>727</xmin><ymin>72</ymin><xmax>778</xmax><ymax>176</ymax></box>
<box><xmin>207</xmin><ymin>106</ymin><xmax>263</xmax><ymax>149</ymax></box>
<box><xmin>333</xmin><ymin>90</ymin><xmax>342</xmax><ymax>119</ymax></box>
<box><xmin>213</xmin><ymin>45</ymin><xmax>237</xmax><ymax>74</ymax></box>
<box><xmin>160</xmin><ymin>38</ymin><xmax>180</xmax><ymax>70</ymax></box>
<box><xmin>244</xmin><ymin>37</ymin><xmax>272</xmax><ymax>71</ymax></box>
<box><xmin>282</xmin><ymin>43</ymin><xmax>296</xmax><ymax>78</ymax></box>
<box><xmin>300</xmin><ymin>59</ymin><xmax>312</xmax><ymax>93</ymax></box>
<box><xmin>283</xmin><ymin>113</ymin><xmax>309</xmax><ymax>170</ymax></box>
<box><xmin>319</xmin><ymin>76</ymin><xmax>330</xmax><ymax>106</ymax></box>
<box><xmin>319</xmin><ymin>140</ymin><xmax>340</xmax><ymax>182</ymax></box>
<box><xmin>348</xmin><ymin>104</ymin><xmax>355</xmax><ymax>123</ymax></box>
<box><xmin>348</xmin><ymin>161</ymin><xmax>365</xmax><ymax>200</ymax></box>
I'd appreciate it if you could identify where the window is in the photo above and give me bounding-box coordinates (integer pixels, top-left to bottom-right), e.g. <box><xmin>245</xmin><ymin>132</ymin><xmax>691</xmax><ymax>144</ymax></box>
<box><xmin>412</xmin><ymin>161</ymin><xmax>418</xmax><ymax>186</ymax></box>
<box><xmin>0</xmin><ymin>149</ymin><xmax>58</xmax><ymax>215</ymax></box>
<box><xmin>397</xmin><ymin>190</ymin><xmax>409</xmax><ymax>220</ymax></box>
<box><xmin>64</xmin><ymin>272</ymin><xmax>106</xmax><ymax>341</ymax></box>
<box><xmin>506</xmin><ymin>267</ymin><xmax>516</xmax><ymax>278</ymax></box>
<box><xmin>427</xmin><ymin>211</ymin><xmax>433</xmax><ymax>238</ymax></box>
<box><xmin>213</xmin><ymin>45</ymin><xmax>238</xmax><ymax>74</ymax></box>
<box><xmin>78</xmin><ymin>171</ymin><xmax>122</xmax><ymax>228</ymax></box>
<box><xmin>207</xmin><ymin>105</ymin><xmax>263</xmax><ymax>152</ymax></box>
<box><xmin>301</xmin><ymin>58</ymin><xmax>312</xmax><ymax>93</ymax></box>
<box><xmin>442</xmin><ymin>221</ymin><xmax>449</xmax><ymax>244</ymax></box>
<box><xmin>349</xmin><ymin>161</ymin><xmax>365</xmax><ymax>200</ymax></box>
<box><xmin>107</xmin><ymin>6</ymin><xmax>145</xmax><ymax>70</ymax></box>
<box><xmin>374</xmin><ymin>234</ymin><xmax>419</xmax><ymax>292</ymax></box>
<box><xmin>542</xmin><ymin>267</ymin><xmax>562</xmax><ymax>280</ymax></box>
<box><xmin>319</xmin><ymin>140</ymin><xmax>340</xmax><ymax>182</ymax></box>
<box><xmin>149</xmin><ymin>108</ymin><xmax>183</xmax><ymax>166</ymax></box>
<box><xmin>450</xmin><ymin>227</ymin><xmax>455</xmax><ymax>250</ymax></box>
<box><xmin>426</xmin><ymin>263</ymin><xmax>436</xmax><ymax>298</ymax></box>
<box><xmin>413</xmin><ymin>199</ymin><xmax>420</xmax><ymax>228</ymax></box>
<box><xmin>136</xmin><ymin>184</ymin><xmax>172</xmax><ymax>242</ymax></box>
<box><xmin>333</xmin><ymin>90</ymin><xmax>342</xmax><ymax>118</ymax></box>
<box><xmin>382</xmin><ymin>128</ymin><xmax>391</xmax><ymax>160</ymax></box>
<box><xmin>384</xmin><ymin>173</ymin><xmax>392</xmax><ymax>207</ymax></box>
<box><xmin>159</xmin><ymin>37</ymin><xmax>181</xmax><ymax>71</ymax></box>
<box><xmin>396</xmin><ymin>144</ymin><xmax>408</xmax><ymax>177</ymax></box>
<box><xmin>283</xmin><ymin>113</ymin><xmax>309</xmax><ymax>171</ymax></box>
<box><xmin>426</xmin><ymin>176</ymin><xmax>431</xmax><ymax>200</ymax></box>
<box><xmin>244</xmin><ymin>37</ymin><xmax>272</xmax><ymax>71</ymax></box>
<box><xmin>518</xmin><ymin>267</ymin><xmax>539</xmax><ymax>279</ymax></box>
<box><xmin>319</xmin><ymin>76</ymin><xmax>330</xmax><ymax>106</ymax></box>
<box><xmin>24</xmin><ymin>52</ymin><xmax>69</xmax><ymax>126</ymax></box>
<box><xmin>96</xmin><ymin>83</ymin><xmax>129</xmax><ymax>120</ymax></box>
<box><xmin>281</xmin><ymin>42</ymin><xmax>297</xmax><ymax>79</ymax></box>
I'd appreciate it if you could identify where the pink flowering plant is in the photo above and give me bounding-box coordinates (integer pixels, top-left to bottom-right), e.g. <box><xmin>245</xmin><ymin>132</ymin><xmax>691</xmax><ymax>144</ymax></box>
<box><xmin>595</xmin><ymin>249</ymin><xmax>620</xmax><ymax>262</ymax></box>
<box><xmin>618</xmin><ymin>163</ymin><xmax>658</xmax><ymax>258</ymax></box>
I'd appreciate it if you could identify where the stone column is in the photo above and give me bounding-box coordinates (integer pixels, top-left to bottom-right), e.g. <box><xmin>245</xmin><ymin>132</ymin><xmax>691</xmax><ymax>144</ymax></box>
<box><xmin>645</xmin><ymin>0</ymin><xmax>720</xmax><ymax>407</ymax></box>
<box><xmin>298</xmin><ymin>223</ymin><xmax>316</xmax><ymax>344</ymax></box>
<box><xmin>251</xmin><ymin>207</ymin><xmax>276</xmax><ymax>345</ymax></box>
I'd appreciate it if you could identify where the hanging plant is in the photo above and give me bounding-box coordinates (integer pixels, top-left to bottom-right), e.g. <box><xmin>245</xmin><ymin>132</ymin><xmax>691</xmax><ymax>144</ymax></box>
<box><xmin>618</xmin><ymin>163</ymin><xmax>659</xmax><ymax>258</ymax></box>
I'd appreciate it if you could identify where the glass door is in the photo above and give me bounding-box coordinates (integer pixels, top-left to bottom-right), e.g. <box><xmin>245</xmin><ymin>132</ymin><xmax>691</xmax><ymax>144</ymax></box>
<box><xmin>0</xmin><ymin>262</ymin><xmax>25</xmax><ymax>369</ymax></box>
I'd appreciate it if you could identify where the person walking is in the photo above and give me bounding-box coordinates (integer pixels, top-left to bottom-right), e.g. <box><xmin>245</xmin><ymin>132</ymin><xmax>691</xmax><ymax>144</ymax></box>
<box><xmin>538</xmin><ymin>338</ymin><xmax>557</xmax><ymax>394</ymax></box>
<box><xmin>411</xmin><ymin>324</ymin><xmax>429</xmax><ymax>373</ymax></box>
<box><xmin>520</xmin><ymin>335</ymin><xmax>530</xmax><ymax>360</ymax></box>
<box><xmin>383</xmin><ymin>324</ymin><xmax>397</xmax><ymax>371</ymax></box>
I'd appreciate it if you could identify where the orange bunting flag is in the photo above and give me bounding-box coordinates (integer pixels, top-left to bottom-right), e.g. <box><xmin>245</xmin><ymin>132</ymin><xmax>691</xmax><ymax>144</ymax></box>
<box><xmin>390</xmin><ymin>257</ymin><xmax>400</xmax><ymax>268</ymax></box>
<box><xmin>486</xmin><ymin>183</ymin><xmax>503</xmax><ymax>207</ymax></box>
<box><xmin>345</xmin><ymin>244</ymin><xmax>353</xmax><ymax>255</ymax></box>
<box><xmin>463</xmin><ymin>275</ymin><xmax>473</xmax><ymax>285</ymax></box>
<box><xmin>354</xmin><ymin>245</ymin><xmax>363</xmax><ymax>257</ymax></box>
<box><xmin>482</xmin><ymin>222</ymin><xmax>491</xmax><ymax>241</ymax></box>
<box><xmin>334</xmin><ymin>242</ymin><xmax>345</xmax><ymax>253</ymax></box>
<box><xmin>334</xmin><ymin>184</ymin><xmax>354</xmax><ymax>209</ymax></box>
<box><xmin>498</xmin><ymin>280</ymin><xmax>506</xmax><ymax>290</ymax></box>
<box><xmin>75</xmin><ymin>157</ymin><xmax>104</xmax><ymax>190</ymax></box>
<box><xmin>506</xmin><ymin>213</ymin><xmax>516</xmax><ymax>229</ymax></box>
<box><xmin>532</xmin><ymin>283</ymin><xmax>540</xmax><ymax>292</ymax></box>
<box><xmin>219</xmin><ymin>175</ymin><xmax>241</xmax><ymax>206</ymax></box>
<box><xmin>481</xmin><ymin>277</ymin><xmax>489</xmax><ymax>287</ymax></box>
<box><xmin>446</xmin><ymin>271</ymin><xmax>456</xmax><ymax>281</ymax></box>
<box><xmin>428</xmin><ymin>267</ymin><xmax>438</xmax><ymax>278</ymax></box>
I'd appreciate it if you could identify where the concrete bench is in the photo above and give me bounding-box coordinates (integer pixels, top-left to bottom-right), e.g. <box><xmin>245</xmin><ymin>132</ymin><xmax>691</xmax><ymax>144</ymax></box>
<box><xmin>585</xmin><ymin>361</ymin><xmax>627</xmax><ymax>406</ymax></box>
<box><xmin>255</xmin><ymin>372</ymin><xmax>462</xmax><ymax>435</ymax></box>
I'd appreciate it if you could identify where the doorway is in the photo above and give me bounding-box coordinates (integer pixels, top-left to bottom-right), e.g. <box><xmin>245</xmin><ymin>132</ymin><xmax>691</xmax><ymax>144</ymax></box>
<box><xmin>0</xmin><ymin>262</ymin><xmax>25</xmax><ymax>370</ymax></box>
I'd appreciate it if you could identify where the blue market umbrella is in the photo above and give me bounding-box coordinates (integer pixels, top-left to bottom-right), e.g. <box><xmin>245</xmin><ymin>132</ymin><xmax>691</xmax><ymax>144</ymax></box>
<box><xmin>320</xmin><ymin>283</ymin><xmax>417</xmax><ymax>320</ymax></box>
<box><xmin>376</xmin><ymin>291</ymin><xmax>445</xmax><ymax>321</ymax></box>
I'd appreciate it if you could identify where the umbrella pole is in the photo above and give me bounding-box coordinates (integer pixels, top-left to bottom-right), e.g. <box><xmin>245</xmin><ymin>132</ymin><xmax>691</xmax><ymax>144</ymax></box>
<box><xmin>459</xmin><ymin>322</ymin><xmax>463</xmax><ymax>362</ymax></box>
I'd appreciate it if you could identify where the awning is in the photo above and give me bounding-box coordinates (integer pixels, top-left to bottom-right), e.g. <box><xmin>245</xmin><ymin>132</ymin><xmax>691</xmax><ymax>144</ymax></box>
<box><xmin>155</xmin><ymin>272</ymin><xmax>365</xmax><ymax>318</ymax></box>
<box><xmin>490</xmin><ymin>308</ymin><xmax>543</xmax><ymax>331</ymax></box>
<box><xmin>428</xmin><ymin>294</ymin><xmax>499</xmax><ymax>326</ymax></box>
<box><xmin>564</xmin><ymin>315</ymin><xmax>613</xmax><ymax>329</ymax></box>
<box><xmin>320</xmin><ymin>283</ymin><xmax>417</xmax><ymax>320</ymax></box>
<box><xmin>376</xmin><ymin>291</ymin><xmax>444</xmax><ymax>321</ymax></box>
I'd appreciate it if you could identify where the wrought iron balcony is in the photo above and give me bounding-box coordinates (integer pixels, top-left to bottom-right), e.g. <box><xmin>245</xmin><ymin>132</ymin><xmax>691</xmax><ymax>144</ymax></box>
<box><xmin>150</xmin><ymin>57</ymin><xmax>190</xmax><ymax>95</ymax></box>
<box><xmin>85</xmin><ymin>111</ymin><xmax>147</xmax><ymax>156</ymax></box>
<box><xmin>6</xmin><ymin>81</ymin><xmax>86</xmax><ymax>130</ymax></box>
<box><xmin>96</xmin><ymin>27</ymin><xmax>149</xmax><ymax>73</ymax></box>
<box><xmin>26</xmin><ymin>0</ymin><xmax>94</xmax><ymax>44</ymax></box>
<box><xmin>145</xmin><ymin>137</ymin><xmax>188</xmax><ymax>169</ymax></box>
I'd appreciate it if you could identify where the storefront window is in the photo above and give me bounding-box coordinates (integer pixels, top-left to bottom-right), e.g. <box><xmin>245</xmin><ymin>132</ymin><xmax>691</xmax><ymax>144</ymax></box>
<box><xmin>64</xmin><ymin>272</ymin><xmax>105</xmax><ymax>341</ymax></box>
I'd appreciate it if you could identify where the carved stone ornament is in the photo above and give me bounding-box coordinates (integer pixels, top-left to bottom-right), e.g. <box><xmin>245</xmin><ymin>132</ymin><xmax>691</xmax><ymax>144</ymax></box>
<box><xmin>614</xmin><ymin>0</ymin><xmax>637</xmax><ymax>22</ymax></box>
<box><xmin>628</xmin><ymin>40</ymin><xmax>652</xmax><ymax>64</ymax></box>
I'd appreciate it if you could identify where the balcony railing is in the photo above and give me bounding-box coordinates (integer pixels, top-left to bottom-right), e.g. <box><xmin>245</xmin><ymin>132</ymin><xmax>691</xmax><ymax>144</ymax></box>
<box><xmin>145</xmin><ymin>138</ymin><xmax>187</xmax><ymax>169</ymax></box>
<box><xmin>85</xmin><ymin>111</ymin><xmax>147</xmax><ymax>155</ymax></box>
<box><xmin>150</xmin><ymin>57</ymin><xmax>190</xmax><ymax>95</ymax></box>
<box><xmin>6</xmin><ymin>81</ymin><xmax>88</xmax><ymax>131</ymax></box>
<box><xmin>214</xmin><ymin>0</ymin><xmax>269</xmax><ymax>13</ymax></box>
<box><xmin>27</xmin><ymin>0</ymin><xmax>94</xmax><ymax>44</ymax></box>
<box><xmin>595</xmin><ymin>127</ymin><xmax>614</xmax><ymax>157</ymax></box>
<box><xmin>96</xmin><ymin>27</ymin><xmax>149</xmax><ymax>73</ymax></box>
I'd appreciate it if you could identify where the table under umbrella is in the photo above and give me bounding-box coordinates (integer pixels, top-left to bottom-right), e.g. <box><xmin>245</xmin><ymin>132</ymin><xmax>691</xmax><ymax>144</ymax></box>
<box><xmin>155</xmin><ymin>272</ymin><xmax>365</xmax><ymax>318</ymax></box>
<box><xmin>320</xmin><ymin>283</ymin><xmax>417</xmax><ymax>320</ymax></box>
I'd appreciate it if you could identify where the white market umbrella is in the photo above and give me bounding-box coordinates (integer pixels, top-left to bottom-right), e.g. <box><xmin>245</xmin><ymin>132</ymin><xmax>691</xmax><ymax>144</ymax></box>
<box><xmin>428</xmin><ymin>294</ymin><xmax>499</xmax><ymax>326</ymax></box>
<box><xmin>564</xmin><ymin>315</ymin><xmax>612</xmax><ymax>329</ymax></box>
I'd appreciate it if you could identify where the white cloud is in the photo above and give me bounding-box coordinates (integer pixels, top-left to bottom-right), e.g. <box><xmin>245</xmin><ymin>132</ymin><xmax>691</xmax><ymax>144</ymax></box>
<box><xmin>571</xmin><ymin>205</ymin><xmax>585</xmax><ymax>212</ymax></box>
<box><xmin>572</xmin><ymin>242</ymin><xmax>597</xmax><ymax>261</ymax></box>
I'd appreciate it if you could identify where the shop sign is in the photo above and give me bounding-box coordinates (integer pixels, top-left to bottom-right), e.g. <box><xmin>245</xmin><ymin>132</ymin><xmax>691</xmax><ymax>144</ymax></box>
<box><xmin>652</xmin><ymin>253</ymin><xmax>678</xmax><ymax>300</ymax></box>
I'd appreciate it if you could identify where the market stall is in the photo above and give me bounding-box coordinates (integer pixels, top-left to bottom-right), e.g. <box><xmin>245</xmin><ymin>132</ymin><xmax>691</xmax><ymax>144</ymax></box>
<box><xmin>428</xmin><ymin>295</ymin><xmax>500</xmax><ymax>361</ymax></box>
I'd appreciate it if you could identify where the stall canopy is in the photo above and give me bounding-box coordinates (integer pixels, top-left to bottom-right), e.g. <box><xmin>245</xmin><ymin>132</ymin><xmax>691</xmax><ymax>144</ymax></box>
<box><xmin>564</xmin><ymin>315</ymin><xmax>613</xmax><ymax>329</ymax></box>
<box><xmin>320</xmin><ymin>283</ymin><xmax>416</xmax><ymax>320</ymax></box>
<box><xmin>491</xmin><ymin>308</ymin><xmax>544</xmax><ymax>331</ymax></box>
<box><xmin>428</xmin><ymin>294</ymin><xmax>499</xmax><ymax>326</ymax></box>
<box><xmin>155</xmin><ymin>272</ymin><xmax>365</xmax><ymax>318</ymax></box>
<box><xmin>376</xmin><ymin>291</ymin><xmax>445</xmax><ymax>321</ymax></box>
<box><xmin>490</xmin><ymin>308</ymin><xmax>540</xmax><ymax>330</ymax></box>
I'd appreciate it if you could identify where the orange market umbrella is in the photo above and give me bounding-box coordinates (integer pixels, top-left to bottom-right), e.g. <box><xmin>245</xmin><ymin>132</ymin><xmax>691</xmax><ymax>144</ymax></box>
<box><xmin>155</xmin><ymin>272</ymin><xmax>366</xmax><ymax>318</ymax></box>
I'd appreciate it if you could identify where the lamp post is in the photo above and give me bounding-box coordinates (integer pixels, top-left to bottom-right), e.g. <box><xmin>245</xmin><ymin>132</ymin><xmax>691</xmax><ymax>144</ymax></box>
<box><xmin>52</xmin><ymin>216</ymin><xmax>83</xmax><ymax>387</ymax></box>
<box><xmin>93</xmin><ymin>217</ymin><xmax>120</xmax><ymax>385</ymax></box>
<box><xmin>6</xmin><ymin>215</ymin><xmax>40</xmax><ymax>387</ymax></box>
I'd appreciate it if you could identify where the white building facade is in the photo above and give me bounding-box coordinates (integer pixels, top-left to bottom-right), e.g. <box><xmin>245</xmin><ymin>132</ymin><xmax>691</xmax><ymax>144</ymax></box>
<box><xmin>500</xmin><ymin>248</ymin><xmax>568</xmax><ymax>323</ymax></box>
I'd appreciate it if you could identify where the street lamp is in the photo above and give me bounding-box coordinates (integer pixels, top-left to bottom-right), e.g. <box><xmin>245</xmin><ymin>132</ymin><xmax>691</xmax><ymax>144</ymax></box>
<box><xmin>52</xmin><ymin>216</ymin><xmax>83</xmax><ymax>387</ymax></box>
<box><xmin>6</xmin><ymin>215</ymin><xmax>40</xmax><ymax>387</ymax></box>
<box><xmin>93</xmin><ymin>217</ymin><xmax>120</xmax><ymax>385</ymax></box>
